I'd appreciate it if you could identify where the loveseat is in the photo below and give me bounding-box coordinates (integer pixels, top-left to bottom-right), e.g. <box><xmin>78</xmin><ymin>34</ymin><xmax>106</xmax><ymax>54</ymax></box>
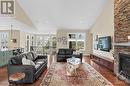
<box><xmin>57</xmin><ymin>49</ymin><xmax>82</xmax><ymax>62</ymax></box>
<box><xmin>8</xmin><ymin>52</ymin><xmax>47</xmax><ymax>84</ymax></box>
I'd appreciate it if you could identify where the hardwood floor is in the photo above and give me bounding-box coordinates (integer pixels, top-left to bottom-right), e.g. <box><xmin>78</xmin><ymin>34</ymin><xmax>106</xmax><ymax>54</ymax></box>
<box><xmin>0</xmin><ymin>56</ymin><xmax>129</xmax><ymax>86</ymax></box>
<box><xmin>84</xmin><ymin>56</ymin><xmax>129</xmax><ymax>86</ymax></box>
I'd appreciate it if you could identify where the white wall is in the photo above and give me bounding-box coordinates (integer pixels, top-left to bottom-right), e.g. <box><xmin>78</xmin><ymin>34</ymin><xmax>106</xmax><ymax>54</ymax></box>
<box><xmin>56</xmin><ymin>29</ymin><xmax>68</xmax><ymax>49</ymax></box>
<box><xmin>90</xmin><ymin>0</ymin><xmax>114</xmax><ymax>60</ymax></box>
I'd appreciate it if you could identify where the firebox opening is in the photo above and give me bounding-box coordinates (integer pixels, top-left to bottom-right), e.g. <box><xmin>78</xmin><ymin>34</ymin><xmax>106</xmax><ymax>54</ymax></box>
<box><xmin>119</xmin><ymin>53</ymin><xmax>130</xmax><ymax>79</ymax></box>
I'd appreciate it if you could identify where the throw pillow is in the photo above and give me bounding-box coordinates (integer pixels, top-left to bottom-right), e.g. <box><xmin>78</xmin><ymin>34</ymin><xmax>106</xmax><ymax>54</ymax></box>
<box><xmin>22</xmin><ymin>57</ymin><xmax>35</xmax><ymax>66</ymax></box>
<box><xmin>31</xmin><ymin>51</ymin><xmax>38</xmax><ymax>59</ymax></box>
<box><xmin>26</xmin><ymin>53</ymin><xmax>34</xmax><ymax>60</ymax></box>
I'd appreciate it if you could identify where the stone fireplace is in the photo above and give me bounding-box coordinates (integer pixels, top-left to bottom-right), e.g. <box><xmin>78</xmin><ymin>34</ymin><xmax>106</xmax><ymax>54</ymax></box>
<box><xmin>114</xmin><ymin>0</ymin><xmax>130</xmax><ymax>83</ymax></box>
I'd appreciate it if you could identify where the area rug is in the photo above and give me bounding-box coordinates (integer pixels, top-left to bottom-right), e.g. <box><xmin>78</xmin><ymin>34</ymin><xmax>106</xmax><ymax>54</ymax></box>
<box><xmin>40</xmin><ymin>62</ymin><xmax>113</xmax><ymax>86</ymax></box>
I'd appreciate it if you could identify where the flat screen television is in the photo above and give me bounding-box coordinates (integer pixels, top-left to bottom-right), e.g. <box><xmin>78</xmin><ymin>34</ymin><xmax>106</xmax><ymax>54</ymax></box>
<box><xmin>98</xmin><ymin>36</ymin><xmax>111</xmax><ymax>52</ymax></box>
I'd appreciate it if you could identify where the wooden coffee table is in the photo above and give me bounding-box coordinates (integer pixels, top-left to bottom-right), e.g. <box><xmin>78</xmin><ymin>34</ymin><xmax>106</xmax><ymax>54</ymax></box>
<box><xmin>9</xmin><ymin>72</ymin><xmax>25</xmax><ymax>82</ymax></box>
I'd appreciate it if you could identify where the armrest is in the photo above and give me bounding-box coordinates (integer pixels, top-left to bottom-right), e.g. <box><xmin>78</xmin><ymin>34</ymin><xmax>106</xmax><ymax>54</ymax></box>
<box><xmin>8</xmin><ymin>65</ymin><xmax>35</xmax><ymax>74</ymax></box>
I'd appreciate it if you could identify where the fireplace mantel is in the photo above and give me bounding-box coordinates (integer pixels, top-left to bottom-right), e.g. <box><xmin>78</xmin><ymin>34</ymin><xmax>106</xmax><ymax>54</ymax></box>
<box><xmin>114</xmin><ymin>42</ymin><xmax>130</xmax><ymax>46</ymax></box>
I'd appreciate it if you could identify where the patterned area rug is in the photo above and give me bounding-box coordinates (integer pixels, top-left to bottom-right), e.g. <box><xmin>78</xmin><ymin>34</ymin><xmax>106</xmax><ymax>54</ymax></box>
<box><xmin>40</xmin><ymin>63</ymin><xmax>113</xmax><ymax>86</ymax></box>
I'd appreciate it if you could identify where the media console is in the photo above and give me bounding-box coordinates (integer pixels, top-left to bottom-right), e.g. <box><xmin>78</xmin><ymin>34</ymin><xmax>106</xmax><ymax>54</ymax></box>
<box><xmin>90</xmin><ymin>54</ymin><xmax>114</xmax><ymax>71</ymax></box>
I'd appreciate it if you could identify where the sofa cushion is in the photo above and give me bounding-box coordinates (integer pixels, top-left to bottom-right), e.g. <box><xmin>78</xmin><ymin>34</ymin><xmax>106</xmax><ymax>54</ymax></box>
<box><xmin>65</xmin><ymin>49</ymin><xmax>73</xmax><ymax>55</ymax></box>
<box><xmin>11</xmin><ymin>54</ymin><xmax>26</xmax><ymax>65</ymax></box>
<box><xmin>35</xmin><ymin>64</ymin><xmax>41</xmax><ymax>70</ymax></box>
<box><xmin>22</xmin><ymin>57</ymin><xmax>35</xmax><ymax>66</ymax></box>
<box><xmin>66</xmin><ymin>55</ymin><xmax>72</xmax><ymax>58</ymax></box>
<box><xmin>35</xmin><ymin>59</ymin><xmax>46</xmax><ymax>64</ymax></box>
<box><xmin>58</xmin><ymin>49</ymin><xmax>65</xmax><ymax>55</ymax></box>
<box><xmin>57</xmin><ymin>55</ymin><xmax>66</xmax><ymax>58</ymax></box>
<box><xmin>35</xmin><ymin>62</ymin><xmax>46</xmax><ymax>71</ymax></box>
<box><xmin>26</xmin><ymin>52</ymin><xmax>34</xmax><ymax>60</ymax></box>
<box><xmin>35</xmin><ymin>60</ymin><xmax>46</xmax><ymax>70</ymax></box>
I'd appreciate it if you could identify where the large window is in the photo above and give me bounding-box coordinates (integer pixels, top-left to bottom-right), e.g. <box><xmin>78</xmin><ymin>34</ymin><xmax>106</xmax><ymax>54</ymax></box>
<box><xmin>25</xmin><ymin>34</ymin><xmax>56</xmax><ymax>54</ymax></box>
<box><xmin>0</xmin><ymin>32</ymin><xmax>8</xmax><ymax>50</ymax></box>
<box><xmin>68</xmin><ymin>33</ymin><xmax>86</xmax><ymax>53</ymax></box>
<box><xmin>36</xmin><ymin>35</ymin><xmax>56</xmax><ymax>54</ymax></box>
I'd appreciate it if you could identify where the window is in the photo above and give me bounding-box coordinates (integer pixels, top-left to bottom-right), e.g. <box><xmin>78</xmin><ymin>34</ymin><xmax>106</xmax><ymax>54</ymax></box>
<box><xmin>68</xmin><ymin>33</ymin><xmax>86</xmax><ymax>53</ymax></box>
<box><xmin>77</xmin><ymin>41</ymin><xmax>84</xmax><ymax>50</ymax></box>
<box><xmin>0</xmin><ymin>32</ymin><xmax>8</xmax><ymax>49</ymax></box>
<box><xmin>26</xmin><ymin>35</ymin><xmax>30</xmax><ymax>52</ymax></box>
<box><xmin>36</xmin><ymin>35</ymin><xmax>56</xmax><ymax>54</ymax></box>
<box><xmin>69</xmin><ymin>41</ymin><xmax>76</xmax><ymax>49</ymax></box>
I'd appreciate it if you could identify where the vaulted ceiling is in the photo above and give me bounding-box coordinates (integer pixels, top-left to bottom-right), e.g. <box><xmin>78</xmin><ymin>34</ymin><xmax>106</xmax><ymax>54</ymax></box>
<box><xmin>17</xmin><ymin>0</ymin><xmax>108</xmax><ymax>33</ymax></box>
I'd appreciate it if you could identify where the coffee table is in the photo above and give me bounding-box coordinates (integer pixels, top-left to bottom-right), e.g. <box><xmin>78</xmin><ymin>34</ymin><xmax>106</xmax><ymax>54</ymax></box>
<box><xmin>66</xmin><ymin>57</ymin><xmax>81</xmax><ymax>76</ymax></box>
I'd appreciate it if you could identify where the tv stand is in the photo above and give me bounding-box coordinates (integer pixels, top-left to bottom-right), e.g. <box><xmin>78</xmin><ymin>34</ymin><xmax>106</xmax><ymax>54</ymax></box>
<box><xmin>90</xmin><ymin>54</ymin><xmax>114</xmax><ymax>71</ymax></box>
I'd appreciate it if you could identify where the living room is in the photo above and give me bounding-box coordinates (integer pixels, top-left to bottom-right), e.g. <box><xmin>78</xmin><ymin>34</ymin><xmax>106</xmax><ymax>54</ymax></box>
<box><xmin>0</xmin><ymin>0</ymin><xmax>130</xmax><ymax>86</ymax></box>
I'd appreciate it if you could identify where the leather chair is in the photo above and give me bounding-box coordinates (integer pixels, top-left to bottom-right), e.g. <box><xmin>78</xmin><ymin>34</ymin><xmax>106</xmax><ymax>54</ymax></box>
<box><xmin>57</xmin><ymin>49</ymin><xmax>82</xmax><ymax>62</ymax></box>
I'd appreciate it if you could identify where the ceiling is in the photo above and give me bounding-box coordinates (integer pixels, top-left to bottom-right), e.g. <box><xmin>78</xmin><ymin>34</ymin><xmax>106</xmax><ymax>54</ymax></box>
<box><xmin>17</xmin><ymin>0</ymin><xmax>108</xmax><ymax>33</ymax></box>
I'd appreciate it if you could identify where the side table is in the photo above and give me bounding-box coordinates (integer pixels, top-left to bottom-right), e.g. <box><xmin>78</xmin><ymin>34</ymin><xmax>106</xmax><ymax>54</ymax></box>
<box><xmin>9</xmin><ymin>72</ymin><xmax>25</xmax><ymax>84</ymax></box>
